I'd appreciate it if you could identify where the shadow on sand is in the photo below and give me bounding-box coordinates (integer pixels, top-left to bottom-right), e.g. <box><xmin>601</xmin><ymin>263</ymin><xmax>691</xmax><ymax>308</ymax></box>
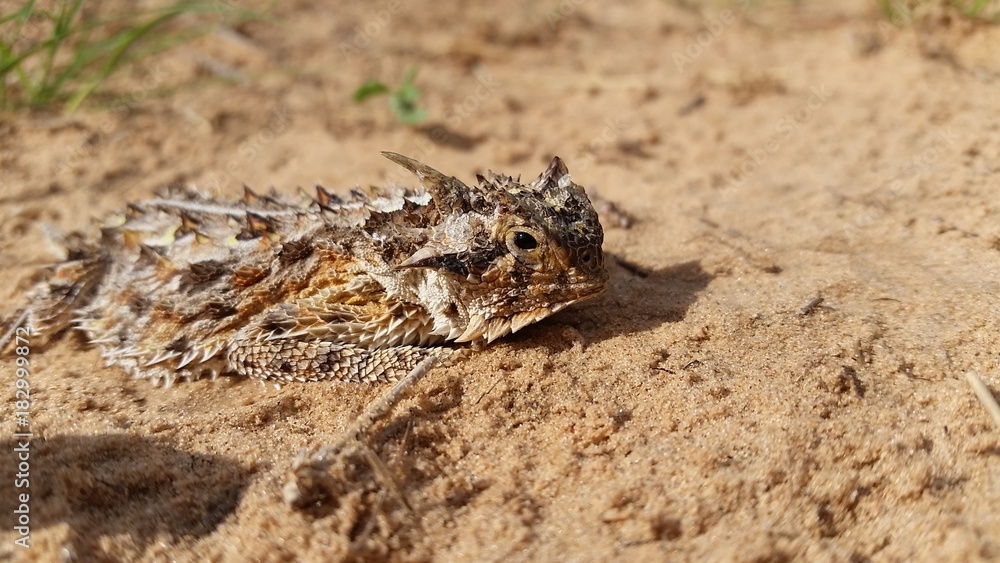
<box><xmin>0</xmin><ymin>433</ymin><xmax>253</xmax><ymax>557</ymax></box>
<box><xmin>506</xmin><ymin>255</ymin><xmax>714</xmax><ymax>350</ymax></box>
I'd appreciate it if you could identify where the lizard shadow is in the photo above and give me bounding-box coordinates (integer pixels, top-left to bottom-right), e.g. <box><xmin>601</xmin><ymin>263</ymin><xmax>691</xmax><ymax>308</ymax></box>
<box><xmin>509</xmin><ymin>256</ymin><xmax>714</xmax><ymax>350</ymax></box>
<box><xmin>415</xmin><ymin>123</ymin><xmax>486</xmax><ymax>151</ymax></box>
<box><xmin>0</xmin><ymin>433</ymin><xmax>253</xmax><ymax>558</ymax></box>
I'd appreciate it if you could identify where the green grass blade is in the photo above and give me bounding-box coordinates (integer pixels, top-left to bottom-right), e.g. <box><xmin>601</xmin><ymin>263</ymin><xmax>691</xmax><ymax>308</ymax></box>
<box><xmin>36</xmin><ymin>0</ymin><xmax>85</xmax><ymax>104</ymax></box>
<box><xmin>0</xmin><ymin>0</ymin><xmax>39</xmax><ymax>104</ymax></box>
<box><xmin>0</xmin><ymin>0</ymin><xmax>35</xmax><ymax>27</ymax></box>
<box><xmin>63</xmin><ymin>7</ymin><xmax>192</xmax><ymax>112</ymax></box>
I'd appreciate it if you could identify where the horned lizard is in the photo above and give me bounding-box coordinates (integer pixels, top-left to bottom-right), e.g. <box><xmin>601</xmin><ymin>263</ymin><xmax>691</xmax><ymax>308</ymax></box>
<box><xmin>6</xmin><ymin>153</ymin><xmax>607</xmax><ymax>386</ymax></box>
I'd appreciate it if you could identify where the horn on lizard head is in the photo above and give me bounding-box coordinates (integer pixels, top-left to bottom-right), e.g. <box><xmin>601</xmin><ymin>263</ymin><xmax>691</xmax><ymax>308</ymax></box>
<box><xmin>382</xmin><ymin>152</ymin><xmax>475</xmax><ymax>214</ymax></box>
<box><xmin>531</xmin><ymin>156</ymin><xmax>572</xmax><ymax>192</ymax></box>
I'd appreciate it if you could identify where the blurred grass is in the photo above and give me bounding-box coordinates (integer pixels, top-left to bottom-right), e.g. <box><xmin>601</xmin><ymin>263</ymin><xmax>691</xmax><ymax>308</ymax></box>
<box><xmin>668</xmin><ymin>0</ymin><xmax>999</xmax><ymax>20</ymax></box>
<box><xmin>0</xmin><ymin>0</ymin><xmax>255</xmax><ymax>113</ymax></box>
<box><xmin>353</xmin><ymin>66</ymin><xmax>428</xmax><ymax>125</ymax></box>
<box><xmin>878</xmin><ymin>0</ymin><xmax>999</xmax><ymax>21</ymax></box>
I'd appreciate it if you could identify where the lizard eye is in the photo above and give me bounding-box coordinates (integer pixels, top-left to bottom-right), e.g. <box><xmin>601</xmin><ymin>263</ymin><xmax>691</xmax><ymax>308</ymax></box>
<box><xmin>512</xmin><ymin>231</ymin><xmax>537</xmax><ymax>250</ymax></box>
<box><xmin>505</xmin><ymin>227</ymin><xmax>545</xmax><ymax>267</ymax></box>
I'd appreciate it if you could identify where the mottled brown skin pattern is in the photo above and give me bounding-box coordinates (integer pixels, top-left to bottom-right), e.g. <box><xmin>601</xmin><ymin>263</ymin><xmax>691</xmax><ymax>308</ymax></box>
<box><xmin>15</xmin><ymin>153</ymin><xmax>608</xmax><ymax>386</ymax></box>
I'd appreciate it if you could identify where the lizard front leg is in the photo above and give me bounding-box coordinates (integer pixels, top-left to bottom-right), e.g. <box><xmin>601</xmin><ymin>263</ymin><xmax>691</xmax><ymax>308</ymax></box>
<box><xmin>225</xmin><ymin>302</ymin><xmax>454</xmax><ymax>383</ymax></box>
<box><xmin>228</xmin><ymin>337</ymin><xmax>436</xmax><ymax>383</ymax></box>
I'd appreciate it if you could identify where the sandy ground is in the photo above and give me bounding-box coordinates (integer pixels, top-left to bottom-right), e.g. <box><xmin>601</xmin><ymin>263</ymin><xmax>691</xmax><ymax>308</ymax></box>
<box><xmin>1</xmin><ymin>0</ymin><xmax>999</xmax><ymax>560</ymax></box>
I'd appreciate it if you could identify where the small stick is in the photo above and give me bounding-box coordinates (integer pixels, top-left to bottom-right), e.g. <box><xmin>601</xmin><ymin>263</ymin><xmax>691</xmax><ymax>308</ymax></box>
<box><xmin>347</xmin><ymin>356</ymin><xmax>438</xmax><ymax>441</ymax></box>
<box><xmin>614</xmin><ymin>256</ymin><xmax>650</xmax><ymax>278</ymax></box>
<box><xmin>798</xmin><ymin>296</ymin><xmax>824</xmax><ymax>316</ymax></box>
<box><xmin>475</xmin><ymin>376</ymin><xmax>503</xmax><ymax>405</ymax></box>
<box><xmin>0</xmin><ymin>309</ymin><xmax>29</xmax><ymax>351</ymax></box>
<box><xmin>361</xmin><ymin>446</ymin><xmax>414</xmax><ymax>515</ymax></box>
<box><xmin>965</xmin><ymin>372</ymin><xmax>1000</xmax><ymax>430</ymax></box>
<box><xmin>313</xmin><ymin>355</ymin><xmax>439</xmax><ymax>462</ymax></box>
<box><xmin>283</xmin><ymin>356</ymin><xmax>439</xmax><ymax>506</ymax></box>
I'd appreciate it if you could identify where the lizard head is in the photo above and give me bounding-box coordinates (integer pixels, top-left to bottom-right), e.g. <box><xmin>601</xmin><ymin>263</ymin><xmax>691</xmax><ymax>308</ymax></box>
<box><xmin>383</xmin><ymin>152</ymin><xmax>608</xmax><ymax>344</ymax></box>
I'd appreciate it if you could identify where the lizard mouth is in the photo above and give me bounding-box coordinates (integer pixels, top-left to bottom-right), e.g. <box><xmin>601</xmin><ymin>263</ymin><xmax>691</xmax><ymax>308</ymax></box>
<box><xmin>562</xmin><ymin>274</ymin><xmax>609</xmax><ymax>303</ymax></box>
<box><xmin>550</xmin><ymin>280</ymin><xmax>606</xmax><ymax>314</ymax></box>
<box><xmin>452</xmin><ymin>279</ymin><xmax>607</xmax><ymax>345</ymax></box>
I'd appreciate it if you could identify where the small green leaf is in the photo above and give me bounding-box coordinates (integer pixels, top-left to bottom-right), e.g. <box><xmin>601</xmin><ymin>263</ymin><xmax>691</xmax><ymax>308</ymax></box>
<box><xmin>389</xmin><ymin>82</ymin><xmax>426</xmax><ymax>124</ymax></box>
<box><xmin>392</xmin><ymin>67</ymin><xmax>427</xmax><ymax>124</ymax></box>
<box><xmin>352</xmin><ymin>80</ymin><xmax>389</xmax><ymax>103</ymax></box>
<box><xmin>394</xmin><ymin>83</ymin><xmax>419</xmax><ymax>106</ymax></box>
<box><xmin>353</xmin><ymin>66</ymin><xmax>427</xmax><ymax>125</ymax></box>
